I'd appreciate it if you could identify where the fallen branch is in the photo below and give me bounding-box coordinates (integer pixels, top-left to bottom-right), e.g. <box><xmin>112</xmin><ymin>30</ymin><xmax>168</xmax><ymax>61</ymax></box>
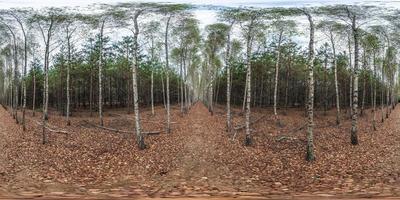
<box><xmin>83</xmin><ymin>120</ymin><xmax>134</xmax><ymax>134</ymax></box>
<box><xmin>233</xmin><ymin>115</ymin><xmax>267</xmax><ymax>130</ymax></box>
<box><xmin>33</xmin><ymin>120</ymin><xmax>68</xmax><ymax>135</ymax></box>
<box><xmin>141</xmin><ymin>120</ymin><xmax>177</xmax><ymax>124</ymax></box>
<box><xmin>83</xmin><ymin>120</ymin><xmax>162</xmax><ymax>136</ymax></box>
<box><xmin>276</xmin><ymin>136</ymin><xmax>298</xmax><ymax>142</ymax></box>
<box><xmin>287</xmin><ymin>123</ymin><xmax>307</xmax><ymax>134</ymax></box>
<box><xmin>115</xmin><ymin>115</ymin><xmax>178</xmax><ymax>125</ymax></box>
<box><xmin>144</xmin><ymin>131</ymin><xmax>162</xmax><ymax>136</ymax></box>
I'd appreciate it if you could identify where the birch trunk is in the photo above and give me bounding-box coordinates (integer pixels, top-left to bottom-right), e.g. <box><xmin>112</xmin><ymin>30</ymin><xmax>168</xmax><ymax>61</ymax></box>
<box><xmin>98</xmin><ymin>20</ymin><xmax>105</xmax><ymax>126</ymax></box>
<box><xmin>273</xmin><ymin>31</ymin><xmax>283</xmax><ymax>125</ymax></box>
<box><xmin>133</xmin><ymin>10</ymin><xmax>145</xmax><ymax>149</ymax></box>
<box><xmin>372</xmin><ymin>51</ymin><xmax>377</xmax><ymax>130</ymax></box>
<box><xmin>386</xmin><ymin>83</ymin><xmax>389</xmax><ymax>118</ymax></box>
<box><xmin>13</xmin><ymin>16</ymin><xmax>28</xmax><ymax>131</ymax></box>
<box><xmin>39</xmin><ymin>19</ymin><xmax>54</xmax><ymax>144</ymax></box>
<box><xmin>32</xmin><ymin>65</ymin><xmax>36</xmax><ymax>117</ymax></box>
<box><xmin>348</xmin><ymin>35</ymin><xmax>353</xmax><ymax>118</ymax></box>
<box><xmin>381</xmin><ymin>52</ymin><xmax>384</xmax><ymax>123</ymax></box>
<box><xmin>324</xmin><ymin>51</ymin><xmax>328</xmax><ymax>116</ymax></box>
<box><xmin>361</xmin><ymin>49</ymin><xmax>366</xmax><ymax>116</ymax></box>
<box><xmin>66</xmin><ymin>25</ymin><xmax>72</xmax><ymax>126</ymax></box>
<box><xmin>226</xmin><ymin>22</ymin><xmax>233</xmax><ymax>132</ymax></box>
<box><xmin>244</xmin><ymin>18</ymin><xmax>255</xmax><ymax>146</ymax></box>
<box><xmin>165</xmin><ymin>16</ymin><xmax>172</xmax><ymax>133</ymax></box>
<box><xmin>330</xmin><ymin>31</ymin><xmax>340</xmax><ymax>125</ymax></box>
<box><xmin>151</xmin><ymin>70</ymin><xmax>154</xmax><ymax>115</ymax></box>
<box><xmin>350</xmin><ymin>14</ymin><xmax>359</xmax><ymax>145</ymax></box>
<box><xmin>305</xmin><ymin>11</ymin><xmax>315</xmax><ymax>161</ymax></box>
<box><xmin>90</xmin><ymin>65</ymin><xmax>93</xmax><ymax>117</ymax></box>
<box><xmin>180</xmin><ymin>55</ymin><xmax>184</xmax><ymax>114</ymax></box>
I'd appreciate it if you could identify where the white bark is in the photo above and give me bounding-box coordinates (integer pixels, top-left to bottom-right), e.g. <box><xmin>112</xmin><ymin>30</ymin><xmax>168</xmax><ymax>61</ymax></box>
<box><xmin>349</xmin><ymin>12</ymin><xmax>359</xmax><ymax>145</ymax></box>
<box><xmin>132</xmin><ymin>10</ymin><xmax>145</xmax><ymax>149</ymax></box>
<box><xmin>98</xmin><ymin>20</ymin><xmax>105</xmax><ymax>126</ymax></box>
<box><xmin>273</xmin><ymin>31</ymin><xmax>283</xmax><ymax>123</ymax></box>
<box><xmin>245</xmin><ymin>17</ymin><xmax>255</xmax><ymax>146</ymax></box>
<box><xmin>330</xmin><ymin>31</ymin><xmax>340</xmax><ymax>125</ymax></box>
<box><xmin>165</xmin><ymin>16</ymin><xmax>172</xmax><ymax>133</ymax></box>
<box><xmin>226</xmin><ymin>22</ymin><xmax>233</xmax><ymax>132</ymax></box>
<box><xmin>304</xmin><ymin>11</ymin><xmax>315</xmax><ymax>161</ymax></box>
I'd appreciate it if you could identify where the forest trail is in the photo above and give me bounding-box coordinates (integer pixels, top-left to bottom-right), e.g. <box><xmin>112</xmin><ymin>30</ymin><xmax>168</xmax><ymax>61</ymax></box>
<box><xmin>154</xmin><ymin>102</ymin><xmax>233</xmax><ymax>193</ymax></box>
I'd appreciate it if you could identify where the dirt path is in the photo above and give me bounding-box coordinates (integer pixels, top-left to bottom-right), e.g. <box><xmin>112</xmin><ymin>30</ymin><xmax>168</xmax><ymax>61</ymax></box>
<box><xmin>150</xmin><ymin>103</ymin><xmax>234</xmax><ymax>195</ymax></box>
<box><xmin>174</xmin><ymin>103</ymin><xmax>223</xmax><ymax>178</ymax></box>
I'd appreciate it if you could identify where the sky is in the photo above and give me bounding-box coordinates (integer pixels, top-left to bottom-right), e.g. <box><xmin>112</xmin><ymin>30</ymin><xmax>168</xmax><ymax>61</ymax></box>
<box><xmin>0</xmin><ymin>0</ymin><xmax>399</xmax><ymax>8</ymax></box>
<box><xmin>0</xmin><ymin>0</ymin><xmax>398</xmax><ymax>28</ymax></box>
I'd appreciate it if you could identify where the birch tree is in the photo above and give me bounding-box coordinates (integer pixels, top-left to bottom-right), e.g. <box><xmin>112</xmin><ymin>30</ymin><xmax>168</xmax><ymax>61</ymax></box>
<box><xmin>303</xmin><ymin>9</ymin><xmax>316</xmax><ymax>161</ymax></box>
<box><xmin>30</xmin><ymin>8</ymin><xmax>65</xmax><ymax>144</ymax></box>
<box><xmin>236</xmin><ymin>9</ymin><xmax>264</xmax><ymax>146</ymax></box>
<box><xmin>270</xmin><ymin>19</ymin><xmax>296</xmax><ymax>126</ymax></box>
<box><xmin>317</xmin><ymin>20</ymin><xmax>346</xmax><ymax>125</ymax></box>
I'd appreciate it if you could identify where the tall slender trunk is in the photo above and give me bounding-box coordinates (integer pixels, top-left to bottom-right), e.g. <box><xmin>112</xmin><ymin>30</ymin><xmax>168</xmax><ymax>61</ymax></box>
<box><xmin>32</xmin><ymin>65</ymin><xmax>36</xmax><ymax>117</ymax></box>
<box><xmin>98</xmin><ymin>20</ymin><xmax>105</xmax><ymax>126</ymax></box>
<box><xmin>90</xmin><ymin>65</ymin><xmax>93</xmax><ymax>117</ymax></box>
<box><xmin>348</xmin><ymin>35</ymin><xmax>353</xmax><ymax>117</ymax></box>
<box><xmin>165</xmin><ymin>16</ymin><xmax>172</xmax><ymax>133</ymax></box>
<box><xmin>39</xmin><ymin>19</ymin><xmax>54</xmax><ymax>144</ymax></box>
<box><xmin>161</xmin><ymin>69</ymin><xmax>166</xmax><ymax>110</ymax></box>
<box><xmin>133</xmin><ymin>10</ymin><xmax>145</xmax><ymax>149</ymax></box>
<box><xmin>13</xmin><ymin>43</ymin><xmax>18</xmax><ymax>125</ymax></box>
<box><xmin>304</xmin><ymin>11</ymin><xmax>315</xmax><ymax>161</ymax></box>
<box><xmin>183</xmin><ymin>49</ymin><xmax>188</xmax><ymax>113</ymax></box>
<box><xmin>349</xmin><ymin>13</ymin><xmax>359</xmax><ymax>145</ymax></box>
<box><xmin>126</xmin><ymin>43</ymin><xmax>131</xmax><ymax>114</ymax></box>
<box><xmin>13</xmin><ymin>16</ymin><xmax>28</xmax><ymax>131</ymax></box>
<box><xmin>361</xmin><ymin>49</ymin><xmax>366</xmax><ymax>116</ymax></box>
<box><xmin>381</xmin><ymin>51</ymin><xmax>384</xmax><ymax>123</ymax></box>
<box><xmin>323</xmin><ymin>50</ymin><xmax>328</xmax><ymax>116</ymax></box>
<box><xmin>208</xmin><ymin>47</ymin><xmax>216</xmax><ymax>116</ymax></box>
<box><xmin>330</xmin><ymin>31</ymin><xmax>340</xmax><ymax>125</ymax></box>
<box><xmin>179</xmin><ymin>54</ymin><xmax>184</xmax><ymax>114</ymax></box>
<box><xmin>151</xmin><ymin>70</ymin><xmax>154</xmax><ymax>115</ymax></box>
<box><xmin>273</xmin><ymin>31</ymin><xmax>283</xmax><ymax>125</ymax></box>
<box><xmin>150</xmin><ymin>37</ymin><xmax>155</xmax><ymax>115</ymax></box>
<box><xmin>242</xmin><ymin>76</ymin><xmax>247</xmax><ymax>112</ymax></box>
<box><xmin>244</xmin><ymin>17</ymin><xmax>255</xmax><ymax>146</ymax></box>
<box><xmin>226</xmin><ymin>22</ymin><xmax>233</xmax><ymax>132</ymax></box>
<box><xmin>386</xmin><ymin>83</ymin><xmax>389</xmax><ymax>118</ymax></box>
<box><xmin>284</xmin><ymin>53</ymin><xmax>291</xmax><ymax>112</ymax></box>
<box><xmin>66</xmin><ymin>25</ymin><xmax>72</xmax><ymax>126</ymax></box>
<box><xmin>372</xmin><ymin>51</ymin><xmax>377</xmax><ymax>130</ymax></box>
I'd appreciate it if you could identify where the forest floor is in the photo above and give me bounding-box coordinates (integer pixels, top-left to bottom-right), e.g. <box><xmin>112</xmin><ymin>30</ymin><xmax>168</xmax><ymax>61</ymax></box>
<box><xmin>0</xmin><ymin>102</ymin><xmax>400</xmax><ymax>199</ymax></box>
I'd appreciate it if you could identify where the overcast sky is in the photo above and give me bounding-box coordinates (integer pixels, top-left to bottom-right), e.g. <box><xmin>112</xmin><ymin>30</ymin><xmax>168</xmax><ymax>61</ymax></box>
<box><xmin>1</xmin><ymin>0</ymin><xmax>399</xmax><ymax>9</ymax></box>
<box><xmin>0</xmin><ymin>0</ymin><xmax>397</xmax><ymax>27</ymax></box>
